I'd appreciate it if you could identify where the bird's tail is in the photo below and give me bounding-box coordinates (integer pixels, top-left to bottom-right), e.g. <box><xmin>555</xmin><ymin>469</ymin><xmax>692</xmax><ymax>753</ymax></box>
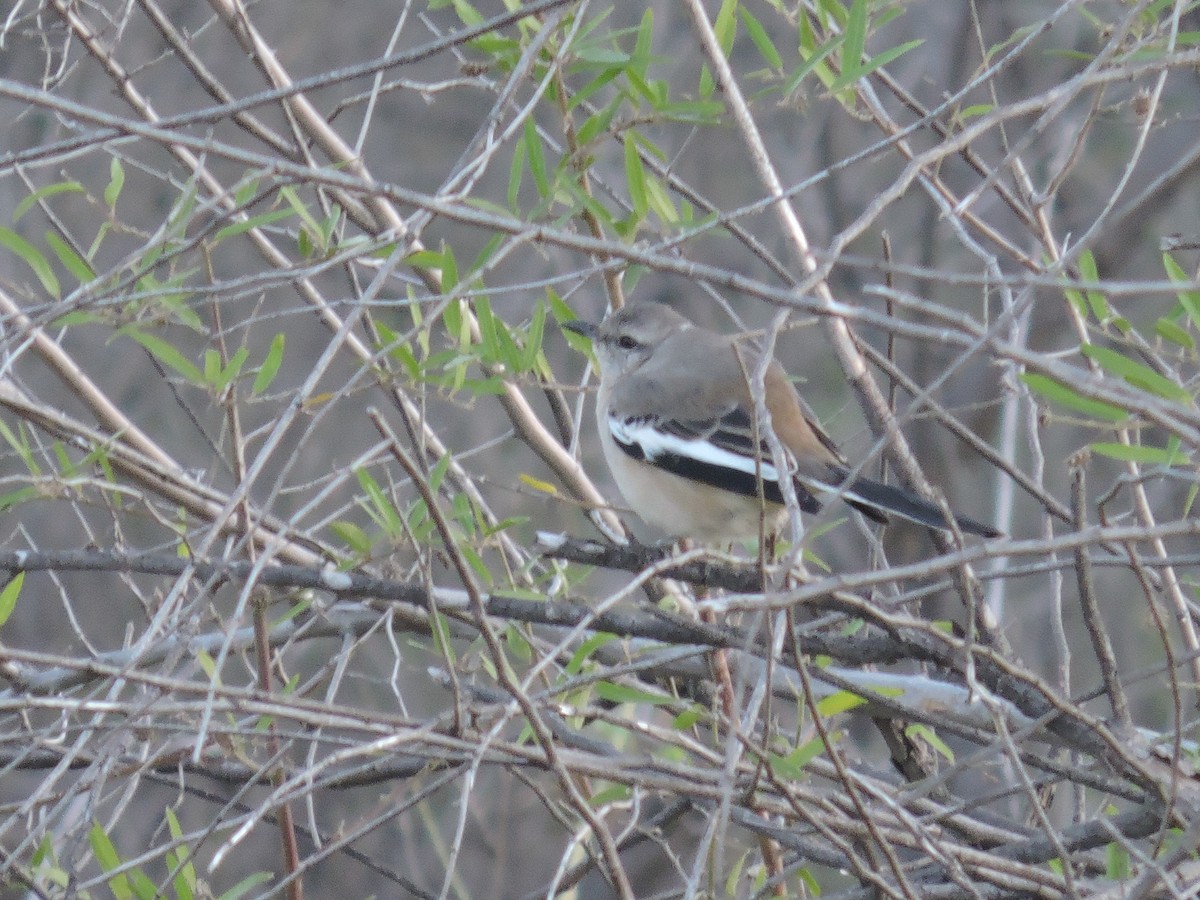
<box><xmin>837</xmin><ymin>474</ymin><xmax>1001</xmax><ymax>538</ymax></box>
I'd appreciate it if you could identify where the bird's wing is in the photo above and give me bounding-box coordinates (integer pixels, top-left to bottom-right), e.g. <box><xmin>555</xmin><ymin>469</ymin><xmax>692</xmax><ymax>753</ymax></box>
<box><xmin>605</xmin><ymin>402</ymin><xmax>826</xmax><ymax>514</ymax></box>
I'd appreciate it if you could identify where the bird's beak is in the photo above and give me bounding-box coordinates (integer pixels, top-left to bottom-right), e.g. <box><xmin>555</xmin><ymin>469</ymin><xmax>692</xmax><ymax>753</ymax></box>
<box><xmin>562</xmin><ymin>320</ymin><xmax>597</xmax><ymax>340</ymax></box>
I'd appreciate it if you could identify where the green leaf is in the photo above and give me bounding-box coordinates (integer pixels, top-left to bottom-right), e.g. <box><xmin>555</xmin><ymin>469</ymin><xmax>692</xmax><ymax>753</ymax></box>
<box><xmin>0</xmin><ymin>227</ymin><xmax>60</xmax><ymax>298</ymax></box>
<box><xmin>429</xmin><ymin>609</ymin><xmax>456</xmax><ymax>666</ymax></box>
<box><xmin>253</xmin><ymin>333</ymin><xmax>285</xmax><ymax>394</ymax></box>
<box><xmin>440</xmin><ymin>244</ymin><xmax>459</xmax><ymax>294</ymax></box>
<box><xmin>1080</xmin><ymin>343</ymin><xmax>1191</xmax><ymax>403</ymax></box>
<box><xmin>567</xmin><ymin>632</ymin><xmax>617</xmax><ymax>675</ymax></box>
<box><xmin>475</xmin><ymin>296</ymin><xmax>500</xmax><ymax>363</ymax></box>
<box><xmin>589</xmin><ymin>783</ymin><xmax>631</xmax><ymax>807</ymax></box>
<box><xmin>815</xmin><ymin>690</ymin><xmax>869</xmax><ymax>717</ymax></box>
<box><xmin>840</xmin><ymin>0</ymin><xmax>868</xmax><ymax>76</ymax></box>
<box><xmin>1076</xmin><ymin>250</ymin><xmax>1110</xmax><ymax>321</ymax></box>
<box><xmin>1163</xmin><ymin>252</ymin><xmax>1200</xmax><ymax>330</ymax></box>
<box><xmin>216</xmin><ymin>871</ymin><xmax>273</xmax><ymax>900</ymax></box>
<box><xmin>772</xmin><ymin>733</ymin><xmax>837</xmax><ymax>779</ymax></box>
<box><xmin>104</xmin><ymin>157</ymin><xmax>125</xmax><ymax>210</ymax></box>
<box><xmin>658</xmin><ymin>99</ymin><xmax>726</xmax><ymax>124</ymax></box>
<box><xmin>671</xmin><ymin>705</ymin><xmax>705</xmax><ymax>729</ymax></box>
<box><xmin>0</xmin><ymin>417</ymin><xmax>37</xmax><ymax>476</ymax></box>
<box><xmin>575</xmin><ymin>97</ymin><xmax>620</xmax><ymax>147</ymax></box>
<box><xmin>279</xmin><ymin>185</ymin><xmax>324</xmax><ymax>251</ymax></box>
<box><xmin>215</xmin><ymin>346</ymin><xmax>249</xmax><ymax>392</ymax></box>
<box><xmin>234</xmin><ymin>176</ymin><xmax>261</xmax><ymax>206</ymax></box>
<box><xmin>714</xmin><ymin>0</ymin><xmax>737</xmax><ymax>53</ymax></box>
<box><xmin>506</xmin><ymin>132</ymin><xmax>525</xmax><ymax>210</ymax></box>
<box><xmin>449</xmin><ymin>0</ymin><xmax>482</xmax><ymax>26</ymax></box>
<box><xmin>357</xmin><ymin>468</ymin><xmax>403</xmax><ymax>537</ymax></box>
<box><xmin>850</xmin><ymin>38</ymin><xmax>924</xmax><ymax>86</ymax></box>
<box><xmin>1090</xmin><ymin>441</ymin><xmax>1187</xmax><ymax>465</ymax></box>
<box><xmin>1106</xmin><ymin>840</ymin><xmax>1131</xmax><ymax>880</ymax></box>
<box><xmin>905</xmin><ymin>723</ymin><xmax>955</xmax><ymax>763</ymax></box>
<box><xmin>470</xmin><ymin>233</ymin><xmax>505</xmax><ymax>275</ymax></box>
<box><xmin>13</xmin><ymin>180</ymin><xmax>85</xmax><ymax>221</ymax></box>
<box><xmin>955</xmin><ymin>103</ymin><xmax>994</xmax><ymax>122</ymax></box>
<box><xmin>51</xmin><ymin>310</ymin><xmax>102</xmax><ymax>327</ymax></box>
<box><xmin>214</xmin><ymin>207</ymin><xmax>295</xmax><ymax>241</ymax></box>
<box><xmin>632</xmin><ymin>9</ymin><xmax>655</xmax><ymax>78</ymax></box>
<box><xmin>129</xmin><ymin>869</ymin><xmax>159</xmax><ymax>900</ymax></box>
<box><xmin>699</xmin><ymin>0</ymin><xmax>738</xmax><ymax>96</ymax></box>
<box><xmin>1155</xmin><ymin>317</ymin><xmax>1195</xmax><ymax>350</ymax></box>
<box><xmin>123</xmin><ymin>329</ymin><xmax>205</xmax><ymax>384</ymax></box>
<box><xmin>405</xmin><ymin>248</ymin><xmax>446</xmax><ymax>271</ymax></box>
<box><xmin>90</xmin><ymin>823</ymin><xmax>134</xmax><ymax>900</ymax></box>
<box><xmin>428</xmin><ymin>452</ymin><xmax>452</xmax><ymax>493</ymax></box>
<box><xmin>0</xmin><ymin>486</ymin><xmax>40</xmax><ymax>511</ymax></box>
<box><xmin>624</xmin><ymin>135</ymin><xmax>648</xmax><ymax>221</ymax></box>
<box><xmin>1021</xmin><ymin>373</ymin><xmax>1129</xmax><ymax>423</ymax></box>
<box><xmin>545</xmin><ymin>288</ymin><xmax>578</xmax><ymax>324</ymax></box>
<box><xmin>523</xmin><ymin>117</ymin><xmax>550</xmax><ymax>199</ymax></box>
<box><xmin>384</xmin><ymin>336</ymin><xmax>421</xmax><ymax>381</ymax></box>
<box><xmin>330</xmin><ymin>520</ymin><xmax>372</xmax><ymax>555</ymax></box>
<box><xmin>498</xmin><ymin>621</ymin><xmax>530</xmax><ymax>663</ymax></box>
<box><xmin>0</xmin><ymin>572</ymin><xmax>23</xmax><ymax>627</ymax></box>
<box><xmin>786</xmin><ymin>23</ymin><xmax>843</xmax><ymax>95</ymax></box>
<box><xmin>44</xmin><ymin>231</ymin><xmax>95</xmax><ymax>283</ymax></box>
<box><xmin>594</xmin><ymin>681</ymin><xmax>672</xmax><ymax>705</ymax></box>
<box><xmin>521</xmin><ymin>301</ymin><xmax>547</xmax><ymax>372</ymax></box>
<box><xmin>644</xmin><ymin>174</ymin><xmax>678</xmax><ymax>225</ymax></box>
<box><xmin>740</xmin><ymin>6</ymin><xmax>783</xmax><ymax>69</ymax></box>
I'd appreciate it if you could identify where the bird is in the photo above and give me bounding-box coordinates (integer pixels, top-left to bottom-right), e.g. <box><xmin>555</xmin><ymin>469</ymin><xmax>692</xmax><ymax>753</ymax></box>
<box><xmin>563</xmin><ymin>303</ymin><xmax>1000</xmax><ymax>541</ymax></box>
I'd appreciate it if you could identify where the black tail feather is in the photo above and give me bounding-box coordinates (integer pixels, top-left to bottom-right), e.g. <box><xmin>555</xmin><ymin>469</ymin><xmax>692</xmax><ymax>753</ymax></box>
<box><xmin>841</xmin><ymin>476</ymin><xmax>1001</xmax><ymax>538</ymax></box>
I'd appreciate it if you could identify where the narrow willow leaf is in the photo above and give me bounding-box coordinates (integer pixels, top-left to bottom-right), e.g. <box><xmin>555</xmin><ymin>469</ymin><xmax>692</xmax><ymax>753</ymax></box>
<box><xmin>104</xmin><ymin>157</ymin><xmax>125</xmax><ymax>210</ymax></box>
<box><xmin>1155</xmin><ymin>317</ymin><xmax>1195</xmax><ymax>350</ymax></box>
<box><xmin>44</xmin><ymin>231</ymin><xmax>95</xmax><ymax>283</ymax></box>
<box><xmin>475</xmin><ymin>296</ymin><xmax>501</xmax><ymax>364</ymax></box>
<box><xmin>214</xmin><ymin>207</ymin><xmax>294</xmax><ymax>241</ymax></box>
<box><xmin>125</xmin><ymin>330</ymin><xmax>205</xmax><ymax>383</ymax></box>
<box><xmin>772</xmin><ymin>733</ymin><xmax>837</xmax><ymax>779</ymax></box>
<box><xmin>740</xmin><ymin>6</ymin><xmax>783</xmax><ymax>69</ymax></box>
<box><xmin>1090</xmin><ymin>441</ymin><xmax>1187</xmax><ymax>465</ymax></box>
<box><xmin>519</xmin><ymin>473</ymin><xmax>559</xmax><ymax>495</ymax></box>
<box><xmin>330</xmin><ymin>521</ymin><xmax>372</xmax><ymax>555</ymax></box>
<box><xmin>1080</xmin><ymin>343</ymin><xmax>1191</xmax><ymax>403</ymax></box>
<box><xmin>217</xmin><ymin>346</ymin><xmax>250</xmax><ymax>392</ymax></box>
<box><xmin>89</xmin><ymin>824</ymin><xmax>135</xmax><ymax>900</ymax></box>
<box><xmin>1106</xmin><ymin>842</ymin><xmax>1131</xmax><ymax>880</ymax></box>
<box><xmin>594</xmin><ymin>681</ymin><xmax>672</xmax><ymax>705</ymax></box>
<box><xmin>840</xmin><ymin>0</ymin><xmax>868</xmax><ymax>75</ymax></box>
<box><xmin>1163</xmin><ymin>252</ymin><xmax>1200</xmax><ymax>330</ymax></box>
<box><xmin>523</xmin><ymin>117</ymin><xmax>549</xmax><ymax>198</ymax></box>
<box><xmin>905</xmin><ymin>723</ymin><xmax>956</xmax><ymax>763</ymax></box>
<box><xmin>0</xmin><ymin>572</ymin><xmax>24</xmax><ymax>627</ymax></box>
<box><xmin>507</xmin><ymin>139</ymin><xmax>525</xmax><ymax>210</ymax></box>
<box><xmin>786</xmin><ymin>25</ymin><xmax>843</xmax><ymax>95</ymax></box>
<box><xmin>252</xmin><ymin>334</ymin><xmax>285</xmax><ymax>395</ymax></box>
<box><xmin>1021</xmin><ymin>373</ymin><xmax>1129</xmax><ymax>422</ymax></box>
<box><xmin>632</xmin><ymin>8</ymin><xmax>655</xmax><ymax>77</ymax></box>
<box><xmin>671</xmin><ymin>705</ymin><xmax>705</xmax><ymax>729</ymax></box>
<box><xmin>567</xmin><ymin>632</ymin><xmax>617</xmax><ymax>675</ymax></box>
<box><xmin>216</xmin><ymin>871</ymin><xmax>273</xmax><ymax>900</ymax></box>
<box><xmin>521</xmin><ymin>301</ymin><xmax>547</xmax><ymax>372</ymax></box>
<box><xmin>0</xmin><ymin>227</ymin><xmax>60</xmax><ymax>297</ymax></box>
<box><xmin>14</xmin><ymin>181</ymin><xmax>84</xmax><ymax>221</ymax></box>
<box><xmin>1076</xmin><ymin>250</ymin><xmax>1110</xmax><ymax>321</ymax></box>
<box><xmin>624</xmin><ymin>135</ymin><xmax>648</xmax><ymax>220</ymax></box>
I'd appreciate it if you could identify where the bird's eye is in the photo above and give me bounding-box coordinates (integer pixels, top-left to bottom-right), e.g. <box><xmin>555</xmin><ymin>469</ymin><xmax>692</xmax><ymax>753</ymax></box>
<box><xmin>616</xmin><ymin>335</ymin><xmax>639</xmax><ymax>350</ymax></box>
